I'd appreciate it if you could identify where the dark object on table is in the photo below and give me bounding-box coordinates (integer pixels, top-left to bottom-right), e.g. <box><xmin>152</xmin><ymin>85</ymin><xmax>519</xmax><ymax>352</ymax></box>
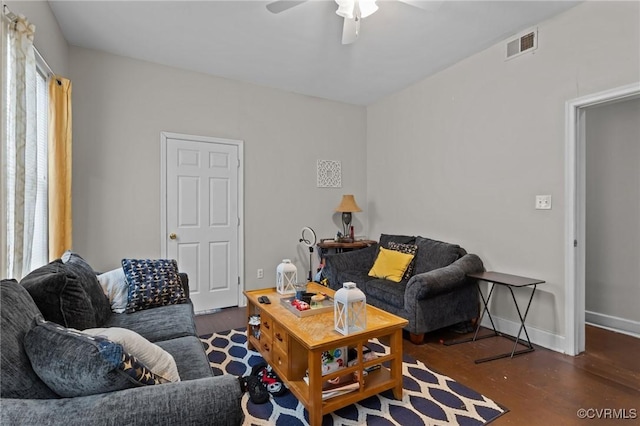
<box><xmin>300</xmin><ymin>292</ymin><xmax>316</xmax><ymax>304</ymax></box>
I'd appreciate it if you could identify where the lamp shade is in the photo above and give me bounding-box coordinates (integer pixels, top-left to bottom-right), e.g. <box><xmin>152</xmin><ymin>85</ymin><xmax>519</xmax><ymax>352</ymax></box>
<box><xmin>335</xmin><ymin>195</ymin><xmax>362</xmax><ymax>213</ymax></box>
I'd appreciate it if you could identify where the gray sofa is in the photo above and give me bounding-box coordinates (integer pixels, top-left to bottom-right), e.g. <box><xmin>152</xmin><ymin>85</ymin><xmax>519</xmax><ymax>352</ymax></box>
<box><xmin>322</xmin><ymin>234</ymin><xmax>484</xmax><ymax>343</ymax></box>
<box><xmin>1</xmin><ymin>255</ymin><xmax>243</xmax><ymax>425</ymax></box>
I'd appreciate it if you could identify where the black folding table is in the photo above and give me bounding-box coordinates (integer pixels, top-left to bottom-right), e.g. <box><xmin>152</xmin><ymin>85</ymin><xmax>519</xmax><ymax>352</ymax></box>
<box><xmin>446</xmin><ymin>271</ymin><xmax>545</xmax><ymax>363</ymax></box>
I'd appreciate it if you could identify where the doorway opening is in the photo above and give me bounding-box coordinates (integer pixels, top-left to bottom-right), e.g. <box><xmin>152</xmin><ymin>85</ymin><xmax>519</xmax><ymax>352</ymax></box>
<box><xmin>564</xmin><ymin>82</ymin><xmax>640</xmax><ymax>356</ymax></box>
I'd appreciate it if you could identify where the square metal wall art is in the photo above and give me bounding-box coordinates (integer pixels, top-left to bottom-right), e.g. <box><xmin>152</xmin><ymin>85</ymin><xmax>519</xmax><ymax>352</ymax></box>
<box><xmin>317</xmin><ymin>160</ymin><xmax>342</xmax><ymax>188</ymax></box>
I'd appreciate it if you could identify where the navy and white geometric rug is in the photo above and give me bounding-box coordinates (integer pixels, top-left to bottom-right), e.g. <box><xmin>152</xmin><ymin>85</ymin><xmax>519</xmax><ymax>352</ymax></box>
<box><xmin>200</xmin><ymin>328</ymin><xmax>507</xmax><ymax>426</ymax></box>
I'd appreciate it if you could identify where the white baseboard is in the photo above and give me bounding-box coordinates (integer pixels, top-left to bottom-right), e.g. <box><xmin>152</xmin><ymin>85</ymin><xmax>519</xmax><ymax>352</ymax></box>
<box><xmin>585</xmin><ymin>311</ymin><xmax>640</xmax><ymax>338</ymax></box>
<box><xmin>480</xmin><ymin>315</ymin><xmax>566</xmax><ymax>354</ymax></box>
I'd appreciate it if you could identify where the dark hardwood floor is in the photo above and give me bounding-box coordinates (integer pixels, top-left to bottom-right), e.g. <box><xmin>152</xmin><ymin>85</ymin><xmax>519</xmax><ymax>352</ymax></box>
<box><xmin>195</xmin><ymin>308</ymin><xmax>640</xmax><ymax>425</ymax></box>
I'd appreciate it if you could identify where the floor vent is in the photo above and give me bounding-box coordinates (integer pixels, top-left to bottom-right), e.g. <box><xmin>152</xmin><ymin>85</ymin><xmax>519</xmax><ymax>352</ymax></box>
<box><xmin>506</xmin><ymin>27</ymin><xmax>538</xmax><ymax>60</ymax></box>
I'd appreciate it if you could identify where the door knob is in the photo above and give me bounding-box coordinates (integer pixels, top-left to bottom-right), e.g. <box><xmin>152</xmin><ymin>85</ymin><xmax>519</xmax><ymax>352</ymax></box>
<box><xmin>169</xmin><ymin>233</ymin><xmax>177</xmax><ymax>240</ymax></box>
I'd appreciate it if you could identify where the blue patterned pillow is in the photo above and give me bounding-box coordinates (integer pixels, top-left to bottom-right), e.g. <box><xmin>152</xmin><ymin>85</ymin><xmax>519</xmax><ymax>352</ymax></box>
<box><xmin>121</xmin><ymin>259</ymin><xmax>187</xmax><ymax>313</ymax></box>
<box><xmin>24</xmin><ymin>321</ymin><xmax>166</xmax><ymax>397</ymax></box>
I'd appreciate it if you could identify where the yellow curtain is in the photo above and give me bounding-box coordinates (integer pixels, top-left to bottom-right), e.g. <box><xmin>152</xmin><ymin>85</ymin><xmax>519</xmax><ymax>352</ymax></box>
<box><xmin>48</xmin><ymin>77</ymin><xmax>72</xmax><ymax>260</ymax></box>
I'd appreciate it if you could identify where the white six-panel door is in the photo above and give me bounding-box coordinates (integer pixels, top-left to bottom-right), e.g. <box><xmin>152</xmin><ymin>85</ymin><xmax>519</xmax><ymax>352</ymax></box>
<box><xmin>161</xmin><ymin>132</ymin><xmax>243</xmax><ymax>312</ymax></box>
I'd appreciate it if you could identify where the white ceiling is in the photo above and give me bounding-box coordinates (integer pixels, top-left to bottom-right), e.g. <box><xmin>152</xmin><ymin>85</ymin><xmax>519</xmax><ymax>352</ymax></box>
<box><xmin>49</xmin><ymin>0</ymin><xmax>580</xmax><ymax>105</ymax></box>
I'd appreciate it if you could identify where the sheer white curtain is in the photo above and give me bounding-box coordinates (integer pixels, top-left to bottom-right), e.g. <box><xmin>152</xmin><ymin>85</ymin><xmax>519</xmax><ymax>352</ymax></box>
<box><xmin>4</xmin><ymin>14</ymin><xmax>37</xmax><ymax>279</ymax></box>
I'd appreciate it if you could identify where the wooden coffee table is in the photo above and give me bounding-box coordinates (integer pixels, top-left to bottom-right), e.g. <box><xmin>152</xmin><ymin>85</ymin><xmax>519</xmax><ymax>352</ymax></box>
<box><xmin>244</xmin><ymin>282</ymin><xmax>408</xmax><ymax>426</ymax></box>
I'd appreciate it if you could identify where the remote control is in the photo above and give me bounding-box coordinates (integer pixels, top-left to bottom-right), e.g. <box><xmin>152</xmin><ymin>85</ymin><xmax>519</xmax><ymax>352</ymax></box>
<box><xmin>258</xmin><ymin>296</ymin><xmax>271</xmax><ymax>304</ymax></box>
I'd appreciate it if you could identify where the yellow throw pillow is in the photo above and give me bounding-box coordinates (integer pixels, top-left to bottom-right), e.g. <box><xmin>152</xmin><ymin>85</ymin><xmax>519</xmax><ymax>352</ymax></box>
<box><xmin>368</xmin><ymin>247</ymin><xmax>415</xmax><ymax>283</ymax></box>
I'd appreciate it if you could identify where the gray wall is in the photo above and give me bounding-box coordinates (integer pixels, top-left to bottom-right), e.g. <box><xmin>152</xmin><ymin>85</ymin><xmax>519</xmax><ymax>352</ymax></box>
<box><xmin>68</xmin><ymin>47</ymin><xmax>367</xmax><ymax>286</ymax></box>
<box><xmin>366</xmin><ymin>1</ymin><xmax>639</xmax><ymax>344</ymax></box>
<box><xmin>585</xmin><ymin>98</ymin><xmax>640</xmax><ymax>332</ymax></box>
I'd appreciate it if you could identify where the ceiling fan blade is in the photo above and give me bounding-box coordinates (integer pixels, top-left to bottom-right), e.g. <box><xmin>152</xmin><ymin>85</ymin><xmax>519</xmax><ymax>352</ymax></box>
<box><xmin>398</xmin><ymin>0</ymin><xmax>444</xmax><ymax>12</ymax></box>
<box><xmin>266</xmin><ymin>0</ymin><xmax>307</xmax><ymax>14</ymax></box>
<box><xmin>341</xmin><ymin>16</ymin><xmax>360</xmax><ymax>45</ymax></box>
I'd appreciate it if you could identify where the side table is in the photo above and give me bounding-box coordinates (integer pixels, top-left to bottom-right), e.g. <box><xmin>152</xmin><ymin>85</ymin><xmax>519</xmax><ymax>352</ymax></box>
<box><xmin>316</xmin><ymin>239</ymin><xmax>377</xmax><ymax>262</ymax></box>
<box><xmin>446</xmin><ymin>271</ymin><xmax>545</xmax><ymax>363</ymax></box>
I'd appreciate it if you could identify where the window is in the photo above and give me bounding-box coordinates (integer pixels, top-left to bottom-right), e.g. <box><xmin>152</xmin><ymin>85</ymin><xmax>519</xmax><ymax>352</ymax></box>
<box><xmin>31</xmin><ymin>66</ymin><xmax>49</xmax><ymax>269</ymax></box>
<box><xmin>3</xmin><ymin>49</ymin><xmax>49</xmax><ymax>277</ymax></box>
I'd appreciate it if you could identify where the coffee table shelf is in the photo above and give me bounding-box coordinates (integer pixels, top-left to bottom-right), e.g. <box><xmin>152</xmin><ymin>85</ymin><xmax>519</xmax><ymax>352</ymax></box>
<box><xmin>244</xmin><ymin>282</ymin><xmax>407</xmax><ymax>426</ymax></box>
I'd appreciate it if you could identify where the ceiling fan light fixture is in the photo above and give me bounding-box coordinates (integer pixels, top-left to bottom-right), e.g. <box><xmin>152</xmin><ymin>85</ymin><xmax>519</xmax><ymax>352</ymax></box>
<box><xmin>358</xmin><ymin>0</ymin><xmax>379</xmax><ymax>18</ymax></box>
<box><xmin>335</xmin><ymin>0</ymin><xmax>355</xmax><ymax>19</ymax></box>
<box><xmin>335</xmin><ymin>0</ymin><xmax>378</xmax><ymax>20</ymax></box>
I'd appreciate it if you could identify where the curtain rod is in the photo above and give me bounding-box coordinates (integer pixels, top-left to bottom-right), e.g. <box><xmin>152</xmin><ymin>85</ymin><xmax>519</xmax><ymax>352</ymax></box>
<box><xmin>34</xmin><ymin>46</ymin><xmax>55</xmax><ymax>77</ymax></box>
<box><xmin>3</xmin><ymin>4</ymin><xmax>56</xmax><ymax>77</ymax></box>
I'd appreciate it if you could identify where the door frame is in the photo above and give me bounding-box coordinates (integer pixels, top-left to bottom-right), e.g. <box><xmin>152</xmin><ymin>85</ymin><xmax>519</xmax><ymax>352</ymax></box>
<box><xmin>160</xmin><ymin>132</ymin><xmax>245</xmax><ymax>308</ymax></box>
<box><xmin>564</xmin><ymin>82</ymin><xmax>640</xmax><ymax>355</ymax></box>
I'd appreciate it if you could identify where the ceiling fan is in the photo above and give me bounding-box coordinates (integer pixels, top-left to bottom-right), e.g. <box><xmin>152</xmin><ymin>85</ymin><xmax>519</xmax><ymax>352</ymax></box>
<box><xmin>266</xmin><ymin>0</ymin><xmax>443</xmax><ymax>45</ymax></box>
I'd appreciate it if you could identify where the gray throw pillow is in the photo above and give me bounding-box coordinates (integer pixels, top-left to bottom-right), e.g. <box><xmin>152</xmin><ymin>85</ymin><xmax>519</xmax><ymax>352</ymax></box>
<box><xmin>122</xmin><ymin>259</ymin><xmax>186</xmax><ymax>313</ymax></box>
<box><xmin>24</xmin><ymin>321</ymin><xmax>166</xmax><ymax>397</ymax></box>
<box><xmin>62</xmin><ymin>251</ymin><xmax>112</xmax><ymax>326</ymax></box>
<box><xmin>21</xmin><ymin>260</ymin><xmax>97</xmax><ymax>330</ymax></box>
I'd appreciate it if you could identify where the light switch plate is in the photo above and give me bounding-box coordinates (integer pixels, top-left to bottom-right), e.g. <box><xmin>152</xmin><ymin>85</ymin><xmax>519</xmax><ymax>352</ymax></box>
<box><xmin>535</xmin><ymin>195</ymin><xmax>552</xmax><ymax>210</ymax></box>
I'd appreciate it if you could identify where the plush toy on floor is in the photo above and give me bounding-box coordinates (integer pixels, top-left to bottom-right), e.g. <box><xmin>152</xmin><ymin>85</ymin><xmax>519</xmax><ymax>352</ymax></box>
<box><xmin>252</xmin><ymin>362</ymin><xmax>287</xmax><ymax>397</ymax></box>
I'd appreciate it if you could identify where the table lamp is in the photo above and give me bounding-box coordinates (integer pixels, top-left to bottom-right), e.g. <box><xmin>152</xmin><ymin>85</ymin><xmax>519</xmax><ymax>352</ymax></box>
<box><xmin>335</xmin><ymin>194</ymin><xmax>361</xmax><ymax>241</ymax></box>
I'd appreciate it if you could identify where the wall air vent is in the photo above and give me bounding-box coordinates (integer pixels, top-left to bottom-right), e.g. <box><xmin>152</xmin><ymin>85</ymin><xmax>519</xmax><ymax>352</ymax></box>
<box><xmin>505</xmin><ymin>27</ymin><xmax>538</xmax><ymax>60</ymax></box>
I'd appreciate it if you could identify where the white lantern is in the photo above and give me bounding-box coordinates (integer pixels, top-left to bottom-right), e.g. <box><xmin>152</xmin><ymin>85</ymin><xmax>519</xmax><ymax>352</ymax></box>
<box><xmin>276</xmin><ymin>259</ymin><xmax>298</xmax><ymax>295</ymax></box>
<box><xmin>334</xmin><ymin>282</ymin><xmax>366</xmax><ymax>335</ymax></box>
